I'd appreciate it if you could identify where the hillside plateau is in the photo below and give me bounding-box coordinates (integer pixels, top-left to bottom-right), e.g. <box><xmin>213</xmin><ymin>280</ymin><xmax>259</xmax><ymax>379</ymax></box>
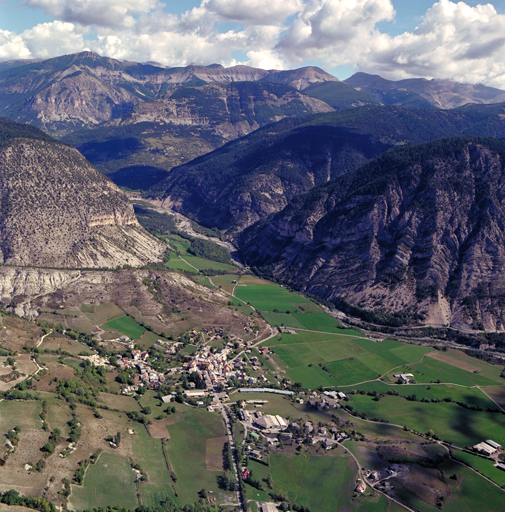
<box><xmin>150</xmin><ymin>104</ymin><xmax>505</xmax><ymax>235</ymax></box>
<box><xmin>0</xmin><ymin>117</ymin><xmax>164</xmax><ymax>268</ymax></box>
<box><xmin>239</xmin><ymin>137</ymin><xmax>505</xmax><ymax>331</ymax></box>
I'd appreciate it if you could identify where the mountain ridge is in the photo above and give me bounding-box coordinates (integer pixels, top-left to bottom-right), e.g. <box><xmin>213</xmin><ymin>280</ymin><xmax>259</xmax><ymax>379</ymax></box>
<box><xmin>238</xmin><ymin>136</ymin><xmax>505</xmax><ymax>330</ymax></box>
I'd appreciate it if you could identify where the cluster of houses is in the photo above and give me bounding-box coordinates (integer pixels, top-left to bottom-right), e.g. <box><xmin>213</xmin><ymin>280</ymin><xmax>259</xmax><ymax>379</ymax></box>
<box><xmin>304</xmin><ymin>390</ymin><xmax>347</xmax><ymax>411</ymax></box>
<box><xmin>117</xmin><ymin>348</ymin><xmax>166</xmax><ymax>394</ymax></box>
<box><xmin>183</xmin><ymin>345</ymin><xmax>241</xmax><ymax>389</ymax></box>
<box><xmin>237</xmin><ymin>399</ymin><xmax>348</xmax><ymax>449</ymax></box>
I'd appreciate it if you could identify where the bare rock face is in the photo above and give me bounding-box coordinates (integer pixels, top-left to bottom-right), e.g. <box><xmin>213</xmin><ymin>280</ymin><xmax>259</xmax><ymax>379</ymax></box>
<box><xmin>239</xmin><ymin>137</ymin><xmax>505</xmax><ymax>330</ymax></box>
<box><xmin>0</xmin><ymin>52</ymin><xmax>338</xmax><ymax>136</ymax></box>
<box><xmin>0</xmin><ymin>120</ymin><xmax>164</xmax><ymax>268</ymax></box>
<box><xmin>109</xmin><ymin>81</ymin><xmax>333</xmax><ymax>138</ymax></box>
<box><xmin>0</xmin><ymin>266</ymin><xmax>243</xmax><ymax>323</ymax></box>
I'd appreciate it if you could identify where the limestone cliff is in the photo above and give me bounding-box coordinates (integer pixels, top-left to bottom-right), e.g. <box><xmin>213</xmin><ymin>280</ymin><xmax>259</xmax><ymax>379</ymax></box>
<box><xmin>0</xmin><ymin>118</ymin><xmax>164</xmax><ymax>268</ymax></box>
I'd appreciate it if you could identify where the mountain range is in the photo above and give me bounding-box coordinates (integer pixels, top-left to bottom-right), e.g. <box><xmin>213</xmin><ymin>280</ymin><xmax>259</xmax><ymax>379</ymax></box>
<box><xmin>4</xmin><ymin>51</ymin><xmax>505</xmax><ymax>329</ymax></box>
<box><xmin>3</xmin><ymin>51</ymin><xmax>505</xmax><ymax>193</ymax></box>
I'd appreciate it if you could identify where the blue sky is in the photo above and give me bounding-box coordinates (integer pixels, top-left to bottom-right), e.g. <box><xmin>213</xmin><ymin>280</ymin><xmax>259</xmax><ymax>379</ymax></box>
<box><xmin>1</xmin><ymin>0</ymin><xmax>505</xmax><ymax>87</ymax></box>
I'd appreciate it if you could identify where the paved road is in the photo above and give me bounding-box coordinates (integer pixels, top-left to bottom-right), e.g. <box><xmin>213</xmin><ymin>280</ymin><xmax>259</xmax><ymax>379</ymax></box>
<box><xmin>218</xmin><ymin>402</ymin><xmax>244</xmax><ymax>511</ymax></box>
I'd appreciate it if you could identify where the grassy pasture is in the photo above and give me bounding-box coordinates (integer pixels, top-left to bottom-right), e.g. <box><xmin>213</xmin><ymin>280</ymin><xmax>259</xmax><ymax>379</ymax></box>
<box><xmin>261</xmin><ymin>312</ymin><xmax>306</xmax><ymax>329</ymax></box>
<box><xmin>347</xmin><ymin>393</ymin><xmax>505</xmax><ymax>446</ymax></box>
<box><xmin>136</xmin><ymin>330</ymin><xmax>170</xmax><ymax>349</ymax></box>
<box><xmin>287</xmin><ymin>366</ymin><xmax>335</xmax><ymax>388</ymax></box>
<box><xmin>346</xmin><ymin>383</ymin><xmax>497</xmax><ymax>410</ymax></box>
<box><xmin>0</xmin><ymin>400</ymin><xmax>41</xmax><ymax>431</ymax></box>
<box><xmin>235</xmin><ymin>282</ymin><xmax>311</xmax><ymax>312</ymax></box>
<box><xmin>165</xmin><ymin>409</ymin><xmax>228</xmax><ymax>505</ymax></box>
<box><xmin>184</xmin><ymin>255</ymin><xmax>236</xmax><ymax>271</ymax></box>
<box><xmin>207</xmin><ymin>274</ymin><xmax>238</xmax><ymax>293</ymax></box>
<box><xmin>265</xmin><ymin>327</ymin><xmax>436</xmax><ymax>387</ymax></box>
<box><xmin>101</xmin><ymin>316</ymin><xmax>145</xmax><ymax>340</ymax></box>
<box><xmin>435</xmin><ymin>460</ymin><xmax>505</xmax><ymax>512</ymax></box>
<box><xmin>69</xmin><ymin>452</ymin><xmax>138</xmax><ymax>510</ymax></box>
<box><xmin>268</xmin><ymin>452</ymin><xmax>357</xmax><ymax>512</ymax></box>
<box><xmin>324</xmin><ymin>358</ymin><xmax>379</xmax><ymax>384</ymax></box>
<box><xmin>132</xmin><ymin>426</ymin><xmax>178</xmax><ymax>507</ymax></box>
<box><xmin>165</xmin><ymin>254</ymin><xmax>195</xmax><ymax>271</ymax></box>
<box><xmin>451</xmin><ymin>450</ymin><xmax>505</xmax><ymax>487</ymax></box>
<box><xmin>426</xmin><ymin>349</ymin><xmax>504</xmax><ymax>383</ymax></box>
<box><xmin>386</xmin><ymin>357</ymin><xmax>499</xmax><ymax>387</ymax></box>
<box><xmin>291</xmin><ymin>313</ymin><xmax>343</xmax><ymax>332</ymax></box>
<box><xmin>82</xmin><ymin>302</ymin><xmax>124</xmax><ymax>325</ymax></box>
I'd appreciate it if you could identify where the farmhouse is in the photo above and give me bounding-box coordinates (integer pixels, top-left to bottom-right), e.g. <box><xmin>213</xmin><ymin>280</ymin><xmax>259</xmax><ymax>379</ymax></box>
<box><xmin>393</xmin><ymin>373</ymin><xmax>414</xmax><ymax>383</ymax></box>
<box><xmin>184</xmin><ymin>389</ymin><xmax>207</xmax><ymax>398</ymax></box>
<box><xmin>355</xmin><ymin>482</ymin><xmax>367</xmax><ymax>493</ymax></box>
<box><xmin>474</xmin><ymin>442</ymin><xmax>497</xmax><ymax>456</ymax></box>
<box><xmin>486</xmin><ymin>440</ymin><xmax>502</xmax><ymax>450</ymax></box>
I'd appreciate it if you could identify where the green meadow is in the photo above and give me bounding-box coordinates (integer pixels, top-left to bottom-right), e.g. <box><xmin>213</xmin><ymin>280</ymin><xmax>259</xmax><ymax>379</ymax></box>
<box><xmin>69</xmin><ymin>452</ymin><xmax>138</xmax><ymax>510</ymax></box>
<box><xmin>101</xmin><ymin>315</ymin><xmax>145</xmax><ymax>339</ymax></box>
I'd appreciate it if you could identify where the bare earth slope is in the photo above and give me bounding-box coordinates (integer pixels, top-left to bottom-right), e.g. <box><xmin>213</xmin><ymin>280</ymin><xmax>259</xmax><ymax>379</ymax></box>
<box><xmin>0</xmin><ymin>119</ymin><xmax>164</xmax><ymax>268</ymax></box>
<box><xmin>239</xmin><ymin>137</ymin><xmax>505</xmax><ymax>330</ymax></box>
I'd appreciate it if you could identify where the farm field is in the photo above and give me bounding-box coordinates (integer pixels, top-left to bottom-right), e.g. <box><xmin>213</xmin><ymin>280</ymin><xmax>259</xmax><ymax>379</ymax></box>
<box><xmin>69</xmin><ymin>452</ymin><xmax>138</xmax><ymax>510</ymax></box>
<box><xmin>101</xmin><ymin>316</ymin><xmax>146</xmax><ymax>340</ymax></box>
<box><xmin>0</xmin><ymin>400</ymin><xmax>41</xmax><ymax>431</ymax></box>
<box><xmin>132</xmin><ymin>427</ymin><xmax>178</xmax><ymax>507</ymax></box>
<box><xmin>385</xmin><ymin>357</ymin><xmax>499</xmax><ymax>386</ymax></box>
<box><xmin>426</xmin><ymin>349</ymin><xmax>505</xmax><ymax>383</ymax></box>
<box><xmin>205</xmin><ymin>274</ymin><xmax>239</xmax><ymax>294</ymax></box>
<box><xmin>265</xmin><ymin>331</ymin><xmax>433</xmax><ymax>387</ymax></box>
<box><xmin>235</xmin><ymin>277</ymin><xmax>312</xmax><ymax>312</ymax></box>
<box><xmin>346</xmin><ymin>382</ymin><xmax>498</xmax><ymax>410</ymax></box>
<box><xmin>268</xmin><ymin>451</ymin><xmax>359</xmax><ymax>512</ymax></box>
<box><xmin>165</xmin><ymin>409</ymin><xmax>230</xmax><ymax>505</ymax></box>
<box><xmin>81</xmin><ymin>302</ymin><xmax>124</xmax><ymax>325</ymax></box>
<box><xmin>346</xmin><ymin>393</ymin><xmax>505</xmax><ymax>447</ymax></box>
<box><xmin>166</xmin><ymin>254</ymin><xmax>195</xmax><ymax>271</ymax></box>
<box><xmin>451</xmin><ymin>450</ymin><xmax>505</xmax><ymax>487</ymax></box>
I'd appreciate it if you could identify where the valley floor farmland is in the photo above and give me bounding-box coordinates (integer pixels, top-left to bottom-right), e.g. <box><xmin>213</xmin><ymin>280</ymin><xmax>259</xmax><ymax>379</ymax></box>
<box><xmin>2</xmin><ymin>262</ymin><xmax>505</xmax><ymax>512</ymax></box>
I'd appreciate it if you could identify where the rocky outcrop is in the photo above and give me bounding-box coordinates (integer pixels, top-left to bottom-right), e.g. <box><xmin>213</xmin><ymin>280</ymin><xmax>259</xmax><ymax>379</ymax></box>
<box><xmin>0</xmin><ymin>266</ymin><xmax>234</xmax><ymax>321</ymax></box>
<box><xmin>107</xmin><ymin>81</ymin><xmax>333</xmax><ymax>139</ymax></box>
<box><xmin>0</xmin><ymin>119</ymin><xmax>164</xmax><ymax>268</ymax></box>
<box><xmin>239</xmin><ymin>137</ymin><xmax>505</xmax><ymax>330</ymax></box>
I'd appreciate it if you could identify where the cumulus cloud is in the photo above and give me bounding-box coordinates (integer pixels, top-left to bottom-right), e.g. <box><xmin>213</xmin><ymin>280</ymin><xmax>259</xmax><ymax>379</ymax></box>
<box><xmin>0</xmin><ymin>21</ymin><xmax>86</xmax><ymax>59</ymax></box>
<box><xmin>276</xmin><ymin>0</ymin><xmax>395</xmax><ymax>63</ymax></box>
<box><xmin>206</xmin><ymin>0</ymin><xmax>302</xmax><ymax>25</ymax></box>
<box><xmin>24</xmin><ymin>0</ymin><xmax>159</xmax><ymax>28</ymax></box>
<box><xmin>359</xmin><ymin>0</ymin><xmax>505</xmax><ymax>87</ymax></box>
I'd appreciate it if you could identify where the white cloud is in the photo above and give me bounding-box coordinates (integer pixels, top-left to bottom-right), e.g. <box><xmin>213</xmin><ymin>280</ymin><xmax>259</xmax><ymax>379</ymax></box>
<box><xmin>24</xmin><ymin>0</ymin><xmax>159</xmax><ymax>28</ymax></box>
<box><xmin>0</xmin><ymin>21</ymin><xmax>86</xmax><ymax>59</ymax></box>
<box><xmin>359</xmin><ymin>0</ymin><xmax>505</xmax><ymax>88</ymax></box>
<box><xmin>246</xmin><ymin>49</ymin><xmax>285</xmax><ymax>69</ymax></box>
<box><xmin>276</xmin><ymin>0</ymin><xmax>395</xmax><ymax>63</ymax></box>
<box><xmin>0</xmin><ymin>30</ymin><xmax>31</xmax><ymax>60</ymax></box>
<box><xmin>206</xmin><ymin>0</ymin><xmax>302</xmax><ymax>25</ymax></box>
